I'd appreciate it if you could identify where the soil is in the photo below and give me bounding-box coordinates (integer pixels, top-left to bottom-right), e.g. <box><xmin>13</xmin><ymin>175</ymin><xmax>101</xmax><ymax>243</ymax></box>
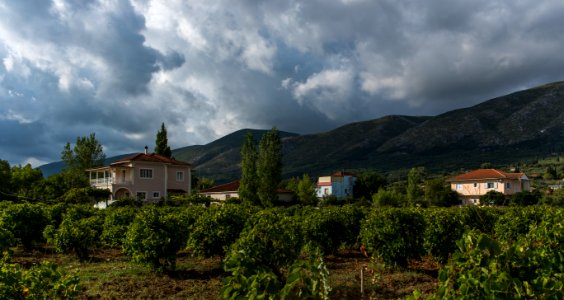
<box><xmin>10</xmin><ymin>247</ymin><xmax>439</xmax><ymax>299</ymax></box>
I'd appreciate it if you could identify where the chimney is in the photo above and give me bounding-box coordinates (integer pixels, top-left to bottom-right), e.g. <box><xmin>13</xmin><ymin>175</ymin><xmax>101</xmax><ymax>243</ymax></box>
<box><xmin>144</xmin><ymin>145</ymin><xmax>148</xmax><ymax>154</ymax></box>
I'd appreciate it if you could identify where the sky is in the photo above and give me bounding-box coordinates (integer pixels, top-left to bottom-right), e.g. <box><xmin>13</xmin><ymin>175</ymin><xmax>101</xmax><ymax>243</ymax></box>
<box><xmin>1</xmin><ymin>0</ymin><xmax>564</xmax><ymax>167</ymax></box>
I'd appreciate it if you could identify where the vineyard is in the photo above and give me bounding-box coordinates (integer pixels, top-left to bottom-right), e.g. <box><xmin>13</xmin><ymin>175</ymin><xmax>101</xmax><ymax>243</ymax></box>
<box><xmin>1</xmin><ymin>201</ymin><xmax>562</xmax><ymax>299</ymax></box>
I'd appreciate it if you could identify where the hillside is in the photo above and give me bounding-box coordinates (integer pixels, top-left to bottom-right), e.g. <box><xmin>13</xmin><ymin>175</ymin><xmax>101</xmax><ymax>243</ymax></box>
<box><xmin>39</xmin><ymin>82</ymin><xmax>564</xmax><ymax>180</ymax></box>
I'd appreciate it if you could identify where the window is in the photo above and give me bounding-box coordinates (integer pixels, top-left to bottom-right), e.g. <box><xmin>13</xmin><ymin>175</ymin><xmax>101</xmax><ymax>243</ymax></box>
<box><xmin>140</xmin><ymin>168</ymin><xmax>153</xmax><ymax>179</ymax></box>
<box><xmin>152</xmin><ymin>191</ymin><xmax>160</xmax><ymax>199</ymax></box>
<box><xmin>486</xmin><ymin>182</ymin><xmax>496</xmax><ymax>189</ymax></box>
<box><xmin>473</xmin><ymin>183</ymin><xmax>478</xmax><ymax>188</ymax></box>
<box><xmin>456</xmin><ymin>184</ymin><xmax>463</xmax><ymax>190</ymax></box>
<box><xmin>226</xmin><ymin>194</ymin><xmax>231</xmax><ymax>199</ymax></box>
<box><xmin>176</xmin><ymin>171</ymin><xmax>184</xmax><ymax>181</ymax></box>
<box><xmin>506</xmin><ymin>183</ymin><xmax>511</xmax><ymax>189</ymax></box>
<box><xmin>136</xmin><ymin>192</ymin><xmax>147</xmax><ymax>200</ymax></box>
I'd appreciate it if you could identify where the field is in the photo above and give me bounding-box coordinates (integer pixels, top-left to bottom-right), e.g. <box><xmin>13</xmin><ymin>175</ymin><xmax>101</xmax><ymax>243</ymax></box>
<box><xmin>11</xmin><ymin>247</ymin><xmax>438</xmax><ymax>299</ymax></box>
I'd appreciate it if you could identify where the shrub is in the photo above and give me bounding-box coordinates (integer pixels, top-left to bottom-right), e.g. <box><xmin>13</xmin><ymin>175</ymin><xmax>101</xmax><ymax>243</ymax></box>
<box><xmin>108</xmin><ymin>197</ymin><xmax>142</xmax><ymax>208</ymax></box>
<box><xmin>372</xmin><ymin>188</ymin><xmax>405</xmax><ymax>207</ymax></box>
<box><xmin>360</xmin><ymin>208</ymin><xmax>426</xmax><ymax>267</ymax></box>
<box><xmin>0</xmin><ymin>202</ymin><xmax>50</xmax><ymax>250</ymax></box>
<box><xmin>510</xmin><ymin>190</ymin><xmax>541</xmax><ymax>206</ymax></box>
<box><xmin>187</xmin><ymin>204</ymin><xmax>256</xmax><ymax>258</ymax></box>
<box><xmin>101</xmin><ymin>207</ymin><xmax>137</xmax><ymax>247</ymax></box>
<box><xmin>0</xmin><ymin>254</ymin><xmax>80</xmax><ymax>299</ymax></box>
<box><xmin>422</xmin><ymin>208</ymin><xmax>466</xmax><ymax>264</ymax></box>
<box><xmin>123</xmin><ymin>207</ymin><xmax>185</xmax><ymax>271</ymax></box>
<box><xmin>434</xmin><ymin>214</ymin><xmax>563</xmax><ymax>299</ymax></box>
<box><xmin>45</xmin><ymin>206</ymin><xmax>103</xmax><ymax>261</ymax></box>
<box><xmin>459</xmin><ymin>205</ymin><xmax>500</xmax><ymax>236</ymax></box>
<box><xmin>480</xmin><ymin>190</ymin><xmax>507</xmax><ymax>206</ymax></box>
<box><xmin>0</xmin><ymin>228</ymin><xmax>14</xmax><ymax>254</ymax></box>
<box><xmin>494</xmin><ymin>206</ymin><xmax>549</xmax><ymax>243</ymax></box>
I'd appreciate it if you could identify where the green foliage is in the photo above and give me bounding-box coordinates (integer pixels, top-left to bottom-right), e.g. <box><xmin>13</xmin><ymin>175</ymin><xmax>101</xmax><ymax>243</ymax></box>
<box><xmin>101</xmin><ymin>207</ymin><xmax>137</xmax><ymax>247</ymax></box>
<box><xmin>434</xmin><ymin>214</ymin><xmax>563</xmax><ymax>299</ymax></box>
<box><xmin>360</xmin><ymin>208</ymin><xmax>426</xmax><ymax>267</ymax></box>
<box><xmin>494</xmin><ymin>206</ymin><xmax>548</xmax><ymax>243</ymax></box>
<box><xmin>123</xmin><ymin>207</ymin><xmax>186</xmax><ymax>271</ymax></box>
<box><xmin>0</xmin><ymin>254</ymin><xmax>80</xmax><ymax>299</ymax></box>
<box><xmin>480</xmin><ymin>190</ymin><xmax>508</xmax><ymax>206</ymax></box>
<box><xmin>257</xmin><ymin>128</ymin><xmax>282</xmax><ymax>207</ymax></box>
<box><xmin>353</xmin><ymin>170</ymin><xmax>387</xmax><ymax>200</ymax></box>
<box><xmin>222</xmin><ymin>249</ymin><xmax>331</xmax><ymax>300</ymax></box>
<box><xmin>372</xmin><ymin>188</ymin><xmax>405</xmax><ymax>207</ymax></box>
<box><xmin>540</xmin><ymin>188</ymin><xmax>564</xmax><ymax>206</ymax></box>
<box><xmin>227</xmin><ymin>210</ymin><xmax>303</xmax><ymax>280</ymax></box>
<box><xmin>10</xmin><ymin>164</ymin><xmax>43</xmax><ymax>199</ymax></box>
<box><xmin>459</xmin><ymin>205</ymin><xmax>500</xmax><ymax>236</ymax></box>
<box><xmin>0</xmin><ymin>227</ymin><xmax>14</xmax><ymax>254</ymax></box>
<box><xmin>0</xmin><ymin>159</ymin><xmax>11</xmax><ymax>195</ymax></box>
<box><xmin>407</xmin><ymin>167</ymin><xmax>425</xmax><ymax>206</ymax></box>
<box><xmin>297</xmin><ymin>174</ymin><xmax>317</xmax><ymax>206</ymax></box>
<box><xmin>45</xmin><ymin>206</ymin><xmax>103</xmax><ymax>261</ymax></box>
<box><xmin>0</xmin><ymin>202</ymin><xmax>49</xmax><ymax>250</ymax></box>
<box><xmin>154</xmin><ymin>122</ymin><xmax>172</xmax><ymax>158</ymax></box>
<box><xmin>58</xmin><ymin>187</ymin><xmax>110</xmax><ymax>204</ymax></box>
<box><xmin>510</xmin><ymin>190</ymin><xmax>541</xmax><ymax>206</ymax></box>
<box><xmin>301</xmin><ymin>206</ymin><xmax>365</xmax><ymax>255</ymax></box>
<box><xmin>166</xmin><ymin>193</ymin><xmax>212</xmax><ymax>206</ymax></box>
<box><xmin>187</xmin><ymin>204</ymin><xmax>256</xmax><ymax>258</ymax></box>
<box><xmin>61</xmin><ymin>133</ymin><xmax>105</xmax><ymax>172</ymax></box>
<box><xmin>425</xmin><ymin>178</ymin><xmax>459</xmax><ymax>207</ymax></box>
<box><xmin>422</xmin><ymin>208</ymin><xmax>466</xmax><ymax>264</ymax></box>
<box><xmin>239</xmin><ymin>132</ymin><xmax>260</xmax><ymax>205</ymax></box>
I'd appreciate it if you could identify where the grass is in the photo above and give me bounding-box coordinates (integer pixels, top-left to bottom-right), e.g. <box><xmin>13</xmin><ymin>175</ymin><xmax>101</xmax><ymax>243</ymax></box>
<box><xmin>9</xmin><ymin>247</ymin><xmax>438</xmax><ymax>299</ymax></box>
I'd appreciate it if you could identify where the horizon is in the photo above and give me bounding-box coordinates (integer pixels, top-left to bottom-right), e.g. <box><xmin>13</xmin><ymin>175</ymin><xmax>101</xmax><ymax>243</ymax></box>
<box><xmin>2</xmin><ymin>1</ymin><xmax>564</xmax><ymax>167</ymax></box>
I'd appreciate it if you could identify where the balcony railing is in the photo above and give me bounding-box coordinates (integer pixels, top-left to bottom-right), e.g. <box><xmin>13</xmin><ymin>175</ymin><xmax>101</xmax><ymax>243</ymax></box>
<box><xmin>90</xmin><ymin>178</ymin><xmax>132</xmax><ymax>186</ymax></box>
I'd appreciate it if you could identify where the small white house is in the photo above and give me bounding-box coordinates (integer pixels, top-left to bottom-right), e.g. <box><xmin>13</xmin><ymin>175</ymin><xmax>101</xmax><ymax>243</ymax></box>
<box><xmin>316</xmin><ymin>171</ymin><xmax>356</xmax><ymax>199</ymax></box>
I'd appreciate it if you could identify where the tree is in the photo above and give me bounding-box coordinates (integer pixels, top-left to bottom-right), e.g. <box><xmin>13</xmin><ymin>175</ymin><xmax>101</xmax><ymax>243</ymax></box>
<box><xmin>297</xmin><ymin>174</ymin><xmax>317</xmax><ymax>206</ymax></box>
<box><xmin>238</xmin><ymin>132</ymin><xmax>259</xmax><ymax>205</ymax></box>
<box><xmin>425</xmin><ymin>178</ymin><xmax>459</xmax><ymax>207</ymax></box>
<box><xmin>480</xmin><ymin>190</ymin><xmax>507</xmax><ymax>206</ymax></box>
<box><xmin>154</xmin><ymin>123</ymin><xmax>172</xmax><ymax>158</ymax></box>
<box><xmin>60</xmin><ymin>133</ymin><xmax>105</xmax><ymax>190</ymax></box>
<box><xmin>353</xmin><ymin>170</ymin><xmax>386</xmax><ymax>200</ymax></box>
<box><xmin>10</xmin><ymin>164</ymin><xmax>43</xmax><ymax>199</ymax></box>
<box><xmin>257</xmin><ymin>128</ymin><xmax>282</xmax><ymax>207</ymax></box>
<box><xmin>407</xmin><ymin>167</ymin><xmax>425</xmax><ymax>206</ymax></box>
<box><xmin>0</xmin><ymin>159</ymin><xmax>12</xmax><ymax>194</ymax></box>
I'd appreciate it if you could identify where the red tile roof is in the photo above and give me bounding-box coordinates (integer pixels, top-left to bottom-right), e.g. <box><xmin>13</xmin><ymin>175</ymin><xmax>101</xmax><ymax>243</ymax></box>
<box><xmin>200</xmin><ymin>180</ymin><xmax>294</xmax><ymax>194</ymax></box>
<box><xmin>200</xmin><ymin>180</ymin><xmax>240</xmax><ymax>193</ymax></box>
<box><xmin>332</xmin><ymin>171</ymin><xmax>355</xmax><ymax>177</ymax></box>
<box><xmin>111</xmin><ymin>153</ymin><xmax>191</xmax><ymax>166</ymax></box>
<box><xmin>448</xmin><ymin>169</ymin><xmax>526</xmax><ymax>182</ymax></box>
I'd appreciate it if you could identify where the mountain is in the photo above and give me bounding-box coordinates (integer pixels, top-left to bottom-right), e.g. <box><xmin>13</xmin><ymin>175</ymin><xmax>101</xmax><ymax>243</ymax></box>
<box><xmin>39</xmin><ymin>82</ymin><xmax>564</xmax><ymax>180</ymax></box>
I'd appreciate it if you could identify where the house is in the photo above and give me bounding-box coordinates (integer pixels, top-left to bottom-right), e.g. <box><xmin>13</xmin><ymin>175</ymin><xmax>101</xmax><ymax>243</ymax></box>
<box><xmin>199</xmin><ymin>180</ymin><xmax>294</xmax><ymax>202</ymax></box>
<box><xmin>447</xmin><ymin>169</ymin><xmax>530</xmax><ymax>205</ymax></box>
<box><xmin>87</xmin><ymin>147</ymin><xmax>192</xmax><ymax>202</ymax></box>
<box><xmin>316</xmin><ymin>171</ymin><xmax>356</xmax><ymax>199</ymax></box>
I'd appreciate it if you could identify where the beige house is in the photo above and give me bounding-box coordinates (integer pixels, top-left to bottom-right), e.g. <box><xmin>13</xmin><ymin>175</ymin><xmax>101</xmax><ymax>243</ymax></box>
<box><xmin>87</xmin><ymin>149</ymin><xmax>192</xmax><ymax>201</ymax></box>
<box><xmin>199</xmin><ymin>180</ymin><xmax>294</xmax><ymax>202</ymax></box>
<box><xmin>447</xmin><ymin>169</ymin><xmax>530</xmax><ymax>205</ymax></box>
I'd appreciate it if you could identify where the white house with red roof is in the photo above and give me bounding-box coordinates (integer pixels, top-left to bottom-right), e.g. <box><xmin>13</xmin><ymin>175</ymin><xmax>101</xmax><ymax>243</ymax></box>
<box><xmin>447</xmin><ymin>169</ymin><xmax>530</xmax><ymax>205</ymax></box>
<box><xmin>316</xmin><ymin>171</ymin><xmax>356</xmax><ymax>199</ymax></box>
<box><xmin>199</xmin><ymin>180</ymin><xmax>295</xmax><ymax>202</ymax></box>
<box><xmin>87</xmin><ymin>147</ymin><xmax>192</xmax><ymax>201</ymax></box>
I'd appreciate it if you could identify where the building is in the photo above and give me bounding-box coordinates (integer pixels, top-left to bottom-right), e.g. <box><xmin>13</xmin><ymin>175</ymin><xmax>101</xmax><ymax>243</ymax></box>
<box><xmin>199</xmin><ymin>180</ymin><xmax>294</xmax><ymax>202</ymax></box>
<box><xmin>447</xmin><ymin>169</ymin><xmax>530</xmax><ymax>205</ymax></box>
<box><xmin>87</xmin><ymin>147</ymin><xmax>192</xmax><ymax>201</ymax></box>
<box><xmin>316</xmin><ymin>171</ymin><xmax>356</xmax><ymax>199</ymax></box>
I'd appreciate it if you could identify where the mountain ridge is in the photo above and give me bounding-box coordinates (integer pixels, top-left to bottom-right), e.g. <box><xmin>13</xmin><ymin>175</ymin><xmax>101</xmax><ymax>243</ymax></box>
<box><xmin>39</xmin><ymin>82</ymin><xmax>564</xmax><ymax>180</ymax></box>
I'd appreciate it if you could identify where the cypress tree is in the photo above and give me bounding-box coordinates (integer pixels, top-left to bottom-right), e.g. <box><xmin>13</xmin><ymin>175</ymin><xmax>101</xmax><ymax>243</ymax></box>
<box><xmin>238</xmin><ymin>132</ymin><xmax>259</xmax><ymax>205</ymax></box>
<box><xmin>155</xmin><ymin>123</ymin><xmax>172</xmax><ymax>158</ymax></box>
<box><xmin>257</xmin><ymin>128</ymin><xmax>282</xmax><ymax>207</ymax></box>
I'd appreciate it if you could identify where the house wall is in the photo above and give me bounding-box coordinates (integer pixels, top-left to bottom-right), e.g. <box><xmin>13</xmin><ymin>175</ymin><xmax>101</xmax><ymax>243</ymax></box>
<box><xmin>451</xmin><ymin>178</ymin><xmax>528</xmax><ymax>197</ymax></box>
<box><xmin>131</xmin><ymin>162</ymin><xmax>166</xmax><ymax>200</ymax></box>
<box><xmin>167</xmin><ymin>165</ymin><xmax>192</xmax><ymax>194</ymax></box>
<box><xmin>203</xmin><ymin>191</ymin><xmax>239</xmax><ymax>201</ymax></box>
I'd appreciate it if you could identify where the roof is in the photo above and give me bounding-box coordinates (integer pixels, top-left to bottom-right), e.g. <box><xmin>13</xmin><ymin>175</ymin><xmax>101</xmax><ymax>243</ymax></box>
<box><xmin>111</xmin><ymin>153</ymin><xmax>191</xmax><ymax>166</ymax></box>
<box><xmin>332</xmin><ymin>171</ymin><xmax>356</xmax><ymax>177</ymax></box>
<box><xmin>200</xmin><ymin>180</ymin><xmax>294</xmax><ymax>194</ymax></box>
<box><xmin>200</xmin><ymin>180</ymin><xmax>240</xmax><ymax>193</ymax></box>
<box><xmin>447</xmin><ymin>169</ymin><xmax>526</xmax><ymax>182</ymax></box>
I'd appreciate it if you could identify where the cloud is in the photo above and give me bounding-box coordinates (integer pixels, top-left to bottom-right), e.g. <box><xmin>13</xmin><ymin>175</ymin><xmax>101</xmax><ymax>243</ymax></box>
<box><xmin>1</xmin><ymin>0</ymin><xmax>564</xmax><ymax>167</ymax></box>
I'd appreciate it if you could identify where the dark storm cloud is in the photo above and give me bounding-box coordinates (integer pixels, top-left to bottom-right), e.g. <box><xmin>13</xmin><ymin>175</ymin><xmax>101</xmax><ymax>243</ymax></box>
<box><xmin>1</xmin><ymin>0</ymin><xmax>564</xmax><ymax>167</ymax></box>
